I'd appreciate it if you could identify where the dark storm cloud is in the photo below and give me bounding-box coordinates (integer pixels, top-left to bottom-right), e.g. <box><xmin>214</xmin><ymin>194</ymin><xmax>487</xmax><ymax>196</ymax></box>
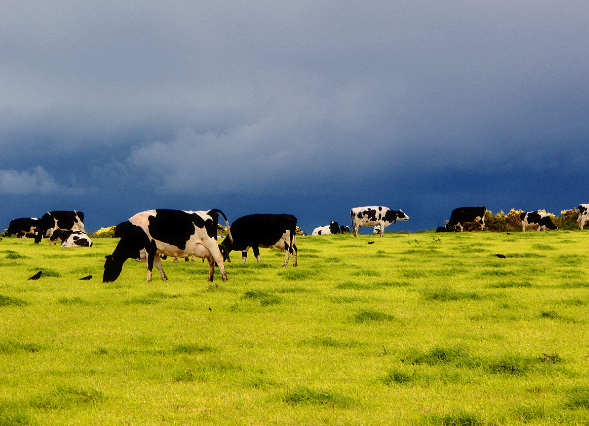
<box><xmin>1</xmin><ymin>0</ymin><xmax>588</xmax><ymax>230</ymax></box>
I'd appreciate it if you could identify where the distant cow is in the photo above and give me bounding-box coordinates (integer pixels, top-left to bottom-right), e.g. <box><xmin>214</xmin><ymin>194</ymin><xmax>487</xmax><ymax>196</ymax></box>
<box><xmin>350</xmin><ymin>206</ymin><xmax>409</xmax><ymax>237</ymax></box>
<box><xmin>312</xmin><ymin>221</ymin><xmax>340</xmax><ymax>236</ymax></box>
<box><xmin>4</xmin><ymin>218</ymin><xmax>41</xmax><ymax>241</ymax></box>
<box><xmin>340</xmin><ymin>225</ymin><xmax>350</xmax><ymax>233</ymax></box>
<box><xmin>38</xmin><ymin>211</ymin><xmax>85</xmax><ymax>241</ymax></box>
<box><xmin>520</xmin><ymin>211</ymin><xmax>557</xmax><ymax>232</ymax></box>
<box><xmin>446</xmin><ymin>206</ymin><xmax>487</xmax><ymax>232</ymax></box>
<box><xmin>219</xmin><ymin>214</ymin><xmax>297</xmax><ymax>266</ymax></box>
<box><xmin>50</xmin><ymin>230</ymin><xmax>93</xmax><ymax>247</ymax></box>
<box><xmin>103</xmin><ymin>209</ymin><xmax>231</xmax><ymax>283</ymax></box>
<box><xmin>578</xmin><ymin>204</ymin><xmax>589</xmax><ymax>230</ymax></box>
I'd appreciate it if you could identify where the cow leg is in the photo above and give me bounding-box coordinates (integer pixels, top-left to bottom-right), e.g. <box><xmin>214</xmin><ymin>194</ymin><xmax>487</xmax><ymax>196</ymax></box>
<box><xmin>206</xmin><ymin>255</ymin><xmax>215</xmax><ymax>282</ymax></box>
<box><xmin>379</xmin><ymin>222</ymin><xmax>385</xmax><ymax>237</ymax></box>
<box><xmin>253</xmin><ymin>246</ymin><xmax>261</xmax><ymax>264</ymax></box>
<box><xmin>153</xmin><ymin>255</ymin><xmax>168</xmax><ymax>282</ymax></box>
<box><xmin>241</xmin><ymin>250</ymin><xmax>248</xmax><ymax>264</ymax></box>
<box><xmin>145</xmin><ymin>241</ymin><xmax>158</xmax><ymax>283</ymax></box>
<box><xmin>353</xmin><ymin>225</ymin><xmax>359</xmax><ymax>237</ymax></box>
<box><xmin>282</xmin><ymin>241</ymin><xmax>291</xmax><ymax>267</ymax></box>
<box><xmin>198</xmin><ymin>238</ymin><xmax>227</xmax><ymax>282</ymax></box>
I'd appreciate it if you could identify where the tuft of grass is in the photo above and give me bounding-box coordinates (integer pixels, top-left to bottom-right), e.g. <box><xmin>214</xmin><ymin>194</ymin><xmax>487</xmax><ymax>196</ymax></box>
<box><xmin>422</xmin><ymin>287</ymin><xmax>481</xmax><ymax>302</ymax></box>
<box><xmin>29</xmin><ymin>385</ymin><xmax>105</xmax><ymax>410</ymax></box>
<box><xmin>277</xmin><ymin>269</ymin><xmax>318</xmax><ymax>280</ymax></box>
<box><xmin>352</xmin><ymin>309</ymin><xmax>395</xmax><ymax>323</ymax></box>
<box><xmin>422</xmin><ymin>412</ymin><xmax>484</xmax><ymax>426</ymax></box>
<box><xmin>57</xmin><ymin>297</ymin><xmax>90</xmax><ymax>306</ymax></box>
<box><xmin>381</xmin><ymin>369</ymin><xmax>416</xmax><ymax>386</ymax></box>
<box><xmin>0</xmin><ymin>340</ymin><xmax>43</xmax><ymax>354</ymax></box>
<box><xmin>282</xmin><ymin>386</ymin><xmax>353</xmax><ymax>407</ymax></box>
<box><xmin>172</xmin><ymin>343</ymin><xmax>215</xmax><ymax>354</ymax></box>
<box><xmin>402</xmin><ymin>347</ymin><xmax>470</xmax><ymax>366</ymax></box>
<box><xmin>487</xmin><ymin>355</ymin><xmax>534</xmax><ymax>376</ymax></box>
<box><xmin>0</xmin><ymin>403</ymin><xmax>36</xmax><ymax>426</ymax></box>
<box><xmin>3</xmin><ymin>250</ymin><xmax>27</xmax><ymax>259</ymax></box>
<box><xmin>0</xmin><ymin>295</ymin><xmax>27</xmax><ymax>307</ymax></box>
<box><xmin>564</xmin><ymin>387</ymin><xmax>589</xmax><ymax>409</ymax></box>
<box><xmin>242</xmin><ymin>290</ymin><xmax>282</xmax><ymax>306</ymax></box>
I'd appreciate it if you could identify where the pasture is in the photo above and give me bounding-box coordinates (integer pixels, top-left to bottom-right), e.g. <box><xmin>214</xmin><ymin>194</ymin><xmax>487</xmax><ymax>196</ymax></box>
<box><xmin>1</xmin><ymin>231</ymin><xmax>589</xmax><ymax>425</ymax></box>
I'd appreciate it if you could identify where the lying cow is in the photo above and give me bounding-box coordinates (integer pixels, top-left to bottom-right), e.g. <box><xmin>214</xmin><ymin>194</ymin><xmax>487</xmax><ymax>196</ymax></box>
<box><xmin>578</xmin><ymin>204</ymin><xmax>589</xmax><ymax>230</ymax></box>
<box><xmin>37</xmin><ymin>210</ymin><xmax>85</xmax><ymax>242</ymax></box>
<box><xmin>4</xmin><ymin>218</ymin><xmax>41</xmax><ymax>241</ymax></box>
<box><xmin>350</xmin><ymin>206</ymin><xmax>409</xmax><ymax>237</ymax></box>
<box><xmin>520</xmin><ymin>211</ymin><xmax>557</xmax><ymax>232</ymax></box>
<box><xmin>446</xmin><ymin>206</ymin><xmax>487</xmax><ymax>232</ymax></box>
<box><xmin>50</xmin><ymin>230</ymin><xmax>93</xmax><ymax>247</ymax></box>
<box><xmin>219</xmin><ymin>214</ymin><xmax>297</xmax><ymax>267</ymax></box>
<box><xmin>103</xmin><ymin>209</ymin><xmax>231</xmax><ymax>283</ymax></box>
<box><xmin>312</xmin><ymin>221</ymin><xmax>340</xmax><ymax>236</ymax></box>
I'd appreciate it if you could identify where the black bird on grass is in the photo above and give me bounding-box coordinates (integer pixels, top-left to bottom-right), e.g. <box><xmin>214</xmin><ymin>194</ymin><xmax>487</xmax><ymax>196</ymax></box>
<box><xmin>28</xmin><ymin>271</ymin><xmax>42</xmax><ymax>280</ymax></box>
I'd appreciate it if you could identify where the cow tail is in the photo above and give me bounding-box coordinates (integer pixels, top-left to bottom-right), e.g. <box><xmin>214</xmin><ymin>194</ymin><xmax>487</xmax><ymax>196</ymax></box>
<box><xmin>209</xmin><ymin>209</ymin><xmax>233</xmax><ymax>244</ymax></box>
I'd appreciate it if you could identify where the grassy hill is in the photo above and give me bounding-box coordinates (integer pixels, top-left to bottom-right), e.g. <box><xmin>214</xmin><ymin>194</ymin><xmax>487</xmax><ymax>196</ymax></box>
<box><xmin>1</xmin><ymin>230</ymin><xmax>588</xmax><ymax>425</ymax></box>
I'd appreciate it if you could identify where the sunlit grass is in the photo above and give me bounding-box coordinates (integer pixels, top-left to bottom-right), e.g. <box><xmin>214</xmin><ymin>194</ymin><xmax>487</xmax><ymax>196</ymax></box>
<box><xmin>0</xmin><ymin>231</ymin><xmax>589</xmax><ymax>424</ymax></box>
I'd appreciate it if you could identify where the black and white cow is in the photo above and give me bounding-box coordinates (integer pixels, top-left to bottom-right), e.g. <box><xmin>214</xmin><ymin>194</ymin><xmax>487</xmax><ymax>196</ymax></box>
<box><xmin>50</xmin><ymin>230</ymin><xmax>93</xmax><ymax>247</ymax></box>
<box><xmin>103</xmin><ymin>209</ymin><xmax>231</xmax><ymax>283</ymax></box>
<box><xmin>520</xmin><ymin>211</ymin><xmax>557</xmax><ymax>232</ymax></box>
<box><xmin>312</xmin><ymin>221</ymin><xmax>340</xmax><ymax>236</ymax></box>
<box><xmin>339</xmin><ymin>225</ymin><xmax>350</xmax><ymax>233</ymax></box>
<box><xmin>446</xmin><ymin>206</ymin><xmax>487</xmax><ymax>232</ymax></box>
<box><xmin>37</xmin><ymin>211</ymin><xmax>85</xmax><ymax>241</ymax></box>
<box><xmin>350</xmin><ymin>206</ymin><xmax>409</xmax><ymax>237</ymax></box>
<box><xmin>4</xmin><ymin>218</ymin><xmax>41</xmax><ymax>241</ymax></box>
<box><xmin>578</xmin><ymin>204</ymin><xmax>589</xmax><ymax>230</ymax></box>
<box><xmin>219</xmin><ymin>214</ymin><xmax>297</xmax><ymax>266</ymax></box>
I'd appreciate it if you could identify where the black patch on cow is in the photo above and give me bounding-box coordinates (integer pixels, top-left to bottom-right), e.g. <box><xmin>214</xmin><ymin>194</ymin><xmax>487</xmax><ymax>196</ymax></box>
<box><xmin>579</xmin><ymin>205</ymin><xmax>588</xmax><ymax>214</ymax></box>
<box><xmin>328</xmin><ymin>221</ymin><xmax>340</xmax><ymax>234</ymax></box>
<box><xmin>148</xmin><ymin>209</ymin><xmax>199</xmax><ymax>250</ymax></box>
<box><xmin>383</xmin><ymin>210</ymin><xmax>398</xmax><ymax>223</ymax></box>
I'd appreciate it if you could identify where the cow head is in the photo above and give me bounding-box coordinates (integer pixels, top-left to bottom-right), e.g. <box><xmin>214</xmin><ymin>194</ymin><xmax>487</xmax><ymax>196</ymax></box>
<box><xmin>328</xmin><ymin>221</ymin><xmax>340</xmax><ymax>234</ymax></box>
<box><xmin>103</xmin><ymin>255</ymin><xmax>124</xmax><ymax>282</ymax></box>
<box><xmin>219</xmin><ymin>238</ymin><xmax>232</xmax><ymax>262</ymax></box>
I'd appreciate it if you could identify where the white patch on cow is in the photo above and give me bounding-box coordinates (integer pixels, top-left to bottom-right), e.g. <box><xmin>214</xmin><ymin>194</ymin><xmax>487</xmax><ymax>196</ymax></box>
<box><xmin>578</xmin><ymin>204</ymin><xmax>589</xmax><ymax>230</ymax></box>
<box><xmin>312</xmin><ymin>225</ymin><xmax>331</xmax><ymax>235</ymax></box>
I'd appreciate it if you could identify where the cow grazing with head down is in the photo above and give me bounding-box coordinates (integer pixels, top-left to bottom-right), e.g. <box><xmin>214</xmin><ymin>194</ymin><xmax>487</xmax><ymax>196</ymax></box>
<box><xmin>578</xmin><ymin>204</ymin><xmax>589</xmax><ymax>230</ymax></box>
<box><xmin>103</xmin><ymin>209</ymin><xmax>231</xmax><ymax>283</ymax></box>
<box><xmin>312</xmin><ymin>221</ymin><xmax>340</xmax><ymax>236</ymax></box>
<box><xmin>350</xmin><ymin>206</ymin><xmax>409</xmax><ymax>237</ymax></box>
<box><xmin>37</xmin><ymin>211</ymin><xmax>85</xmax><ymax>242</ymax></box>
<box><xmin>219</xmin><ymin>214</ymin><xmax>297</xmax><ymax>266</ymax></box>
<box><xmin>4</xmin><ymin>218</ymin><xmax>41</xmax><ymax>241</ymax></box>
<box><xmin>50</xmin><ymin>230</ymin><xmax>93</xmax><ymax>247</ymax></box>
<box><xmin>520</xmin><ymin>211</ymin><xmax>557</xmax><ymax>232</ymax></box>
<box><xmin>446</xmin><ymin>206</ymin><xmax>487</xmax><ymax>232</ymax></box>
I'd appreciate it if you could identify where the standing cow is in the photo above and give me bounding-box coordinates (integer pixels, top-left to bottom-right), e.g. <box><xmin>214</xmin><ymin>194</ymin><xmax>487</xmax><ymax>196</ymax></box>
<box><xmin>446</xmin><ymin>207</ymin><xmax>487</xmax><ymax>232</ymax></box>
<box><xmin>37</xmin><ymin>211</ymin><xmax>85</xmax><ymax>242</ymax></box>
<box><xmin>4</xmin><ymin>218</ymin><xmax>41</xmax><ymax>241</ymax></box>
<box><xmin>350</xmin><ymin>206</ymin><xmax>409</xmax><ymax>237</ymax></box>
<box><xmin>520</xmin><ymin>211</ymin><xmax>557</xmax><ymax>232</ymax></box>
<box><xmin>219</xmin><ymin>214</ymin><xmax>298</xmax><ymax>266</ymax></box>
<box><xmin>578</xmin><ymin>204</ymin><xmax>589</xmax><ymax>230</ymax></box>
<box><xmin>103</xmin><ymin>209</ymin><xmax>231</xmax><ymax>283</ymax></box>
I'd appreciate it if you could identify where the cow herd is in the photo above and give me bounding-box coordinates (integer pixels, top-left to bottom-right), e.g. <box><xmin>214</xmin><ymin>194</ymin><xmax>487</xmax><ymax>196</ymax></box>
<box><xmin>4</xmin><ymin>203</ymin><xmax>589</xmax><ymax>284</ymax></box>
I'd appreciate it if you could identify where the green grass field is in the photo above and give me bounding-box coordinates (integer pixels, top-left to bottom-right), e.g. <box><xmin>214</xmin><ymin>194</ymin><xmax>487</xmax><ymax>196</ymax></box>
<box><xmin>1</xmin><ymin>231</ymin><xmax>589</xmax><ymax>425</ymax></box>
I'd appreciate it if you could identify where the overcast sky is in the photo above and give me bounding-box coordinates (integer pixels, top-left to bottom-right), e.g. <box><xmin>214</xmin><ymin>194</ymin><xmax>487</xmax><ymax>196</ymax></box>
<box><xmin>1</xmin><ymin>0</ymin><xmax>588</xmax><ymax>233</ymax></box>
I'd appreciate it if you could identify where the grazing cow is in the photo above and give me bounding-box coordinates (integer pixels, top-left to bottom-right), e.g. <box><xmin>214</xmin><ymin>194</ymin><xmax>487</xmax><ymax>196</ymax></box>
<box><xmin>50</xmin><ymin>230</ymin><xmax>93</xmax><ymax>247</ymax></box>
<box><xmin>37</xmin><ymin>211</ymin><xmax>85</xmax><ymax>241</ymax></box>
<box><xmin>219</xmin><ymin>214</ymin><xmax>297</xmax><ymax>266</ymax></box>
<box><xmin>350</xmin><ymin>206</ymin><xmax>409</xmax><ymax>237</ymax></box>
<box><xmin>446</xmin><ymin>206</ymin><xmax>487</xmax><ymax>232</ymax></box>
<box><xmin>4</xmin><ymin>218</ymin><xmax>41</xmax><ymax>241</ymax></box>
<box><xmin>312</xmin><ymin>221</ymin><xmax>340</xmax><ymax>236</ymax></box>
<box><xmin>520</xmin><ymin>211</ymin><xmax>557</xmax><ymax>232</ymax></box>
<box><xmin>578</xmin><ymin>204</ymin><xmax>589</xmax><ymax>230</ymax></box>
<box><xmin>103</xmin><ymin>209</ymin><xmax>231</xmax><ymax>283</ymax></box>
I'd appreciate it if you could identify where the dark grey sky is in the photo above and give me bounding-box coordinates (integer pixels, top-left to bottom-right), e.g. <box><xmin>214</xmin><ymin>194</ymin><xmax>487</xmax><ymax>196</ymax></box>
<box><xmin>1</xmin><ymin>1</ymin><xmax>588</xmax><ymax>233</ymax></box>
